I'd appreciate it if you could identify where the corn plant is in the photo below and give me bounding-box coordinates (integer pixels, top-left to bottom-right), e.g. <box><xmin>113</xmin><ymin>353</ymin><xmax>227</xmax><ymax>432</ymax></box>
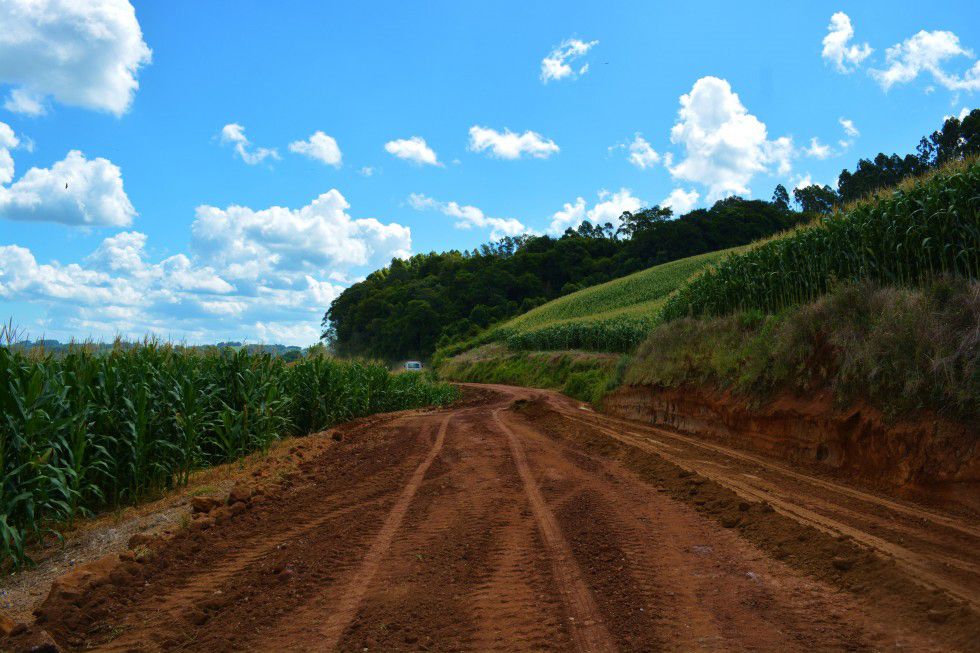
<box><xmin>661</xmin><ymin>160</ymin><xmax>980</xmax><ymax>320</ymax></box>
<box><xmin>0</xmin><ymin>343</ymin><xmax>458</xmax><ymax>568</ymax></box>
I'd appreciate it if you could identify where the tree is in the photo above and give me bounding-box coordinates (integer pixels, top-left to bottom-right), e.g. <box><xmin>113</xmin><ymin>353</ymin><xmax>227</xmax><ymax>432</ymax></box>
<box><xmin>615</xmin><ymin>206</ymin><xmax>673</xmax><ymax>239</ymax></box>
<box><xmin>917</xmin><ymin>109</ymin><xmax>980</xmax><ymax>167</ymax></box>
<box><xmin>771</xmin><ymin>184</ymin><xmax>790</xmax><ymax>211</ymax></box>
<box><xmin>793</xmin><ymin>184</ymin><xmax>839</xmax><ymax>214</ymax></box>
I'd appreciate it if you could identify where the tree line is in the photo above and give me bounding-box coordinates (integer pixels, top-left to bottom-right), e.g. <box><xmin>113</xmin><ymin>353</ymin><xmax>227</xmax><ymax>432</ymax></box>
<box><xmin>323</xmin><ymin>109</ymin><xmax>978</xmax><ymax>362</ymax></box>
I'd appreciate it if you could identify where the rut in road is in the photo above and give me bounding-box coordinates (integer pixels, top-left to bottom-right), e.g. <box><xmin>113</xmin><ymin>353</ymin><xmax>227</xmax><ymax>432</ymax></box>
<box><xmin>21</xmin><ymin>385</ymin><xmax>978</xmax><ymax>653</ymax></box>
<box><xmin>266</xmin><ymin>413</ymin><xmax>452</xmax><ymax>650</ymax></box>
<box><xmin>492</xmin><ymin>409</ymin><xmax>615</xmax><ymax>653</ymax></box>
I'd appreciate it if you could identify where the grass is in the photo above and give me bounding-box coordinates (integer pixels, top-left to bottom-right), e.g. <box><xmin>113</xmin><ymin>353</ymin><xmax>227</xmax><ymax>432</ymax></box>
<box><xmin>438</xmin><ymin>247</ymin><xmax>743</xmax><ymax>356</ymax></box>
<box><xmin>627</xmin><ymin>278</ymin><xmax>980</xmax><ymax>421</ymax></box>
<box><xmin>437</xmin><ymin>345</ymin><xmax>628</xmax><ymax>406</ymax></box>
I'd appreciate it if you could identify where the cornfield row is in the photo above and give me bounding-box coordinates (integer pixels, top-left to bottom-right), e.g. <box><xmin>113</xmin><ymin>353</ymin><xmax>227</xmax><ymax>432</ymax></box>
<box><xmin>500</xmin><ymin>316</ymin><xmax>654</xmax><ymax>353</ymax></box>
<box><xmin>661</xmin><ymin>160</ymin><xmax>980</xmax><ymax>320</ymax></box>
<box><xmin>0</xmin><ymin>344</ymin><xmax>458</xmax><ymax>567</ymax></box>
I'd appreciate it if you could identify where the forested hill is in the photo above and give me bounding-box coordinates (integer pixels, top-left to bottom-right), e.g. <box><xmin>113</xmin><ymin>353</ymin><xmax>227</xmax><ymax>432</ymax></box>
<box><xmin>325</xmin><ymin>199</ymin><xmax>806</xmax><ymax>361</ymax></box>
<box><xmin>323</xmin><ymin>109</ymin><xmax>979</xmax><ymax>362</ymax></box>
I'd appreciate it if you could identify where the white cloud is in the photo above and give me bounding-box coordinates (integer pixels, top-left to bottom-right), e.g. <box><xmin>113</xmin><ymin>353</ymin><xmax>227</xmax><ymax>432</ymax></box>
<box><xmin>822</xmin><ymin>12</ymin><xmax>872</xmax><ymax>73</ymax></box>
<box><xmin>0</xmin><ymin>122</ymin><xmax>19</xmax><ymax>185</ymax></box>
<box><xmin>792</xmin><ymin>174</ymin><xmax>814</xmax><ymax>190</ymax></box>
<box><xmin>384</xmin><ymin>136</ymin><xmax>440</xmax><ymax>166</ymax></box>
<box><xmin>468</xmin><ymin>126</ymin><xmax>559</xmax><ymax>160</ymax></box>
<box><xmin>540</xmin><ymin>38</ymin><xmax>599</xmax><ymax>83</ymax></box>
<box><xmin>192</xmin><ymin>189</ymin><xmax>411</xmax><ymax>275</ymax></box>
<box><xmin>871</xmin><ymin>30</ymin><xmax>980</xmax><ymax>92</ymax></box>
<box><xmin>3</xmin><ymin>89</ymin><xmax>45</xmax><ymax>116</ymax></box>
<box><xmin>359</xmin><ymin>166</ymin><xmax>375</xmax><ymax>177</ymax></box>
<box><xmin>289</xmin><ymin>131</ymin><xmax>342</xmax><ymax>167</ymax></box>
<box><xmin>667</xmin><ymin>76</ymin><xmax>794</xmax><ymax>201</ymax></box>
<box><xmin>804</xmin><ymin>137</ymin><xmax>832</xmax><ymax>159</ymax></box>
<box><xmin>548</xmin><ymin>188</ymin><xmax>641</xmax><ymax>234</ymax></box>
<box><xmin>627</xmin><ymin>134</ymin><xmax>660</xmax><ymax>169</ymax></box>
<box><xmin>0</xmin><ymin>0</ymin><xmax>151</xmax><ymax>115</ymax></box>
<box><xmin>661</xmin><ymin>188</ymin><xmax>700</xmax><ymax>214</ymax></box>
<box><xmin>0</xmin><ymin>149</ymin><xmax>136</xmax><ymax>226</ymax></box>
<box><xmin>219</xmin><ymin>123</ymin><xmax>280</xmax><ymax>165</ymax></box>
<box><xmin>945</xmin><ymin>107</ymin><xmax>972</xmax><ymax>122</ymax></box>
<box><xmin>839</xmin><ymin>117</ymin><xmax>859</xmax><ymax>137</ymax></box>
<box><xmin>408</xmin><ymin>193</ymin><xmax>526</xmax><ymax>239</ymax></box>
<box><xmin>0</xmin><ymin>190</ymin><xmax>408</xmax><ymax>346</ymax></box>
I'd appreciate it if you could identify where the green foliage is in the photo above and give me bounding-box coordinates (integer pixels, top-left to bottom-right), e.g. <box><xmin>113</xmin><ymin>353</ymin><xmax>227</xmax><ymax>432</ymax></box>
<box><xmin>628</xmin><ymin>279</ymin><xmax>980</xmax><ymax>421</ymax></box>
<box><xmin>836</xmin><ymin>108</ymin><xmax>978</xmax><ymax>203</ymax></box>
<box><xmin>440</xmin><ymin>248</ymin><xmax>743</xmax><ymax>355</ymax></box>
<box><xmin>437</xmin><ymin>346</ymin><xmax>625</xmax><ymax>406</ymax></box>
<box><xmin>662</xmin><ymin>160</ymin><xmax>980</xmax><ymax>321</ymax></box>
<box><xmin>326</xmin><ymin>198</ymin><xmax>805</xmax><ymax>361</ymax></box>
<box><xmin>0</xmin><ymin>344</ymin><xmax>458</xmax><ymax>567</ymax></box>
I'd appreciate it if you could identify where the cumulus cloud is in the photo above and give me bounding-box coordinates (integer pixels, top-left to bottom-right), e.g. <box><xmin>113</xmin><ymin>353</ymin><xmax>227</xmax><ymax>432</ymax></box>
<box><xmin>667</xmin><ymin>76</ymin><xmax>794</xmax><ymax>200</ymax></box>
<box><xmin>0</xmin><ymin>122</ymin><xmax>19</xmax><ymax>185</ymax></box>
<box><xmin>468</xmin><ymin>126</ymin><xmax>559</xmax><ymax>160</ymax></box>
<box><xmin>839</xmin><ymin>117</ymin><xmax>859</xmax><ymax>137</ymax></box>
<box><xmin>661</xmin><ymin>188</ymin><xmax>700</xmax><ymax>214</ymax></box>
<box><xmin>408</xmin><ymin>193</ymin><xmax>527</xmax><ymax>239</ymax></box>
<box><xmin>540</xmin><ymin>38</ymin><xmax>599</xmax><ymax>83</ymax></box>
<box><xmin>289</xmin><ymin>131</ymin><xmax>342</xmax><ymax>167</ymax></box>
<box><xmin>192</xmin><ymin>189</ymin><xmax>411</xmax><ymax>276</ymax></box>
<box><xmin>219</xmin><ymin>123</ymin><xmax>280</xmax><ymax>165</ymax></box>
<box><xmin>0</xmin><ymin>191</ymin><xmax>410</xmax><ymax>346</ymax></box>
<box><xmin>0</xmin><ymin>0</ymin><xmax>151</xmax><ymax>115</ymax></box>
<box><xmin>871</xmin><ymin>30</ymin><xmax>980</xmax><ymax>92</ymax></box>
<box><xmin>627</xmin><ymin>134</ymin><xmax>660</xmax><ymax>169</ymax></box>
<box><xmin>384</xmin><ymin>136</ymin><xmax>440</xmax><ymax>166</ymax></box>
<box><xmin>0</xmin><ymin>149</ymin><xmax>136</xmax><ymax>226</ymax></box>
<box><xmin>548</xmin><ymin>188</ymin><xmax>641</xmax><ymax>234</ymax></box>
<box><xmin>3</xmin><ymin>89</ymin><xmax>45</xmax><ymax>116</ymax></box>
<box><xmin>822</xmin><ymin>12</ymin><xmax>872</xmax><ymax>73</ymax></box>
<box><xmin>804</xmin><ymin>137</ymin><xmax>832</xmax><ymax>159</ymax></box>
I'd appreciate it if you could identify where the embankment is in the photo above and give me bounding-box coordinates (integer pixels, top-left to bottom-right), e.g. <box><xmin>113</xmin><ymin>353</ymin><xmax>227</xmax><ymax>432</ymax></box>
<box><xmin>604</xmin><ymin>385</ymin><xmax>979</xmax><ymax>506</ymax></box>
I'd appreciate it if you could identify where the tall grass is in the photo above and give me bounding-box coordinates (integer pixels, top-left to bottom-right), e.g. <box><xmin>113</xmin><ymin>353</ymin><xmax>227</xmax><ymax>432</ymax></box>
<box><xmin>629</xmin><ymin>279</ymin><xmax>980</xmax><ymax>421</ymax></box>
<box><xmin>0</xmin><ymin>344</ymin><xmax>458</xmax><ymax>567</ymax></box>
<box><xmin>661</xmin><ymin>160</ymin><xmax>980</xmax><ymax>320</ymax></box>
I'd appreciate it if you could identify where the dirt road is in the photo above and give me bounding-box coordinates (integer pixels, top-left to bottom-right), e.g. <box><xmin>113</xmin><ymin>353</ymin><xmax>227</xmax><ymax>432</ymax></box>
<box><xmin>22</xmin><ymin>385</ymin><xmax>980</xmax><ymax>652</ymax></box>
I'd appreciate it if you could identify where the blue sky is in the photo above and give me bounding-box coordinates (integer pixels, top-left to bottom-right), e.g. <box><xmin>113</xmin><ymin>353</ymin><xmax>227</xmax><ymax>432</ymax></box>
<box><xmin>0</xmin><ymin>0</ymin><xmax>978</xmax><ymax>345</ymax></box>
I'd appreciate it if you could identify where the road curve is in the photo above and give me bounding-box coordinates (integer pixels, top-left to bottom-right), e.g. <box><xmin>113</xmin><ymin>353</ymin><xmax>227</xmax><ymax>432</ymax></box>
<box><xmin>28</xmin><ymin>385</ymin><xmax>980</xmax><ymax>652</ymax></box>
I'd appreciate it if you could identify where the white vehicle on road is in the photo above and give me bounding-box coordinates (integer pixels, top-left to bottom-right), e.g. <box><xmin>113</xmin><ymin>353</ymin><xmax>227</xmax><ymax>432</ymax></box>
<box><xmin>404</xmin><ymin>360</ymin><xmax>424</xmax><ymax>372</ymax></box>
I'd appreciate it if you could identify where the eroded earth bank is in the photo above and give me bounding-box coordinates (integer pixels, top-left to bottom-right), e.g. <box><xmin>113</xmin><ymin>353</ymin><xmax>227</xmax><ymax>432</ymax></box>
<box><xmin>3</xmin><ymin>385</ymin><xmax>978</xmax><ymax>652</ymax></box>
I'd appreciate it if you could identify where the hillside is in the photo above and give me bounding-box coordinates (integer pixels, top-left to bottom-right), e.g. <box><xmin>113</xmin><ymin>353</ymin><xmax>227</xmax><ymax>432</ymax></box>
<box><xmin>325</xmin><ymin>199</ymin><xmax>806</xmax><ymax>361</ymax></box>
<box><xmin>445</xmin><ymin>247</ymin><xmax>744</xmax><ymax>355</ymax></box>
<box><xmin>438</xmin><ymin>158</ymin><xmax>980</xmax><ymax>423</ymax></box>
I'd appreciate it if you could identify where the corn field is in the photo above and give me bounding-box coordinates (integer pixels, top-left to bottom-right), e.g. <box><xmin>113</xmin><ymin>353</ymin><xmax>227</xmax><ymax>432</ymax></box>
<box><xmin>661</xmin><ymin>160</ymin><xmax>980</xmax><ymax>320</ymax></box>
<box><xmin>0</xmin><ymin>344</ymin><xmax>458</xmax><ymax>567</ymax></box>
<box><xmin>500</xmin><ymin>316</ymin><xmax>654</xmax><ymax>353</ymax></box>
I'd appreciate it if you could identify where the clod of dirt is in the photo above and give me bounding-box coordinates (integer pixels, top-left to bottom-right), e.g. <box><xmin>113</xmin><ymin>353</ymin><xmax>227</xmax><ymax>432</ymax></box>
<box><xmin>0</xmin><ymin>625</ymin><xmax>60</xmax><ymax>653</ymax></box>
<box><xmin>191</xmin><ymin>496</ymin><xmax>223</xmax><ymax>513</ymax></box>
<box><xmin>832</xmin><ymin>556</ymin><xmax>856</xmax><ymax>572</ymax></box>
<box><xmin>927</xmin><ymin>609</ymin><xmax>950</xmax><ymax>624</ymax></box>
<box><xmin>127</xmin><ymin>532</ymin><xmax>154</xmax><ymax>549</ymax></box>
<box><xmin>227</xmin><ymin>483</ymin><xmax>253</xmax><ymax>506</ymax></box>
<box><xmin>0</xmin><ymin>613</ymin><xmax>26</xmax><ymax>637</ymax></box>
<box><xmin>720</xmin><ymin>514</ymin><xmax>741</xmax><ymax>528</ymax></box>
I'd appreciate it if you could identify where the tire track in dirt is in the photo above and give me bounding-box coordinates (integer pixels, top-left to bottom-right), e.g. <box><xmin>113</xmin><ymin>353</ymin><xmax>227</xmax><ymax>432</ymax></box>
<box><xmin>492</xmin><ymin>409</ymin><xmax>616</xmax><ymax>653</ymax></box>
<box><xmin>559</xmin><ymin>410</ymin><xmax>980</xmax><ymax>610</ymax></box>
<box><xmin>512</xmin><ymin>413</ymin><xmax>906</xmax><ymax>651</ymax></box>
<box><xmin>271</xmin><ymin>413</ymin><xmax>453</xmax><ymax>651</ymax></box>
